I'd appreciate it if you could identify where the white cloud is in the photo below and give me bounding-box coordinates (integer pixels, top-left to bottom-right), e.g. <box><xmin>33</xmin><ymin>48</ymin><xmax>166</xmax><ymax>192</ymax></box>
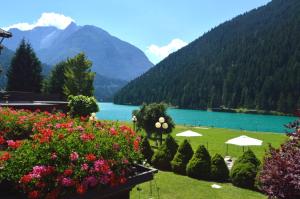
<box><xmin>147</xmin><ymin>39</ymin><xmax>188</xmax><ymax>62</ymax></box>
<box><xmin>3</xmin><ymin>12</ymin><xmax>75</xmax><ymax>31</ymax></box>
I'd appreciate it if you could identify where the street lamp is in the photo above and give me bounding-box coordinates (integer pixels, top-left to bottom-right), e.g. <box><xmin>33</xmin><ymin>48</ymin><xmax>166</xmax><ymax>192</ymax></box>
<box><xmin>155</xmin><ymin>117</ymin><xmax>168</xmax><ymax>146</ymax></box>
<box><xmin>132</xmin><ymin>115</ymin><xmax>137</xmax><ymax>131</ymax></box>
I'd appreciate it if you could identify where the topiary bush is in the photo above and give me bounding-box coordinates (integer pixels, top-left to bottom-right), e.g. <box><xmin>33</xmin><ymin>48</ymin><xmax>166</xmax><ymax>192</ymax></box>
<box><xmin>211</xmin><ymin>153</ymin><xmax>229</xmax><ymax>182</ymax></box>
<box><xmin>230</xmin><ymin>149</ymin><xmax>260</xmax><ymax>189</ymax></box>
<box><xmin>68</xmin><ymin>95</ymin><xmax>99</xmax><ymax>117</ymax></box>
<box><xmin>151</xmin><ymin>135</ymin><xmax>178</xmax><ymax>170</ymax></box>
<box><xmin>140</xmin><ymin>137</ymin><xmax>154</xmax><ymax>163</ymax></box>
<box><xmin>186</xmin><ymin>145</ymin><xmax>211</xmax><ymax>180</ymax></box>
<box><xmin>171</xmin><ymin>139</ymin><xmax>194</xmax><ymax>175</ymax></box>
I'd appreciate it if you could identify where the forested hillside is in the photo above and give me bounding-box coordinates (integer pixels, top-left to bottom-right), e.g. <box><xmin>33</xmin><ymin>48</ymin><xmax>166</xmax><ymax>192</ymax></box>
<box><xmin>114</xmin><ymin>0</ymin><xmax>300</xmax><ymax>113</ymax></box>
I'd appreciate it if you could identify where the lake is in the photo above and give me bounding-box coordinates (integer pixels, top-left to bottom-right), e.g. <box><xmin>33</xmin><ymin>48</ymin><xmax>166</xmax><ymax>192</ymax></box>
<box><xmin>96</xmin><ymin>103</ymin><xmax>297</xmax><ymax>133</ymax></box>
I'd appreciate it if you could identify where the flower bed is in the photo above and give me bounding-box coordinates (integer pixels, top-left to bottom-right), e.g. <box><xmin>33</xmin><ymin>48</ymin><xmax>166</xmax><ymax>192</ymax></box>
<box><xmin>0</xmin><ymin>108</ymin><xmax>146</xmax><ymax>199</ymax></box>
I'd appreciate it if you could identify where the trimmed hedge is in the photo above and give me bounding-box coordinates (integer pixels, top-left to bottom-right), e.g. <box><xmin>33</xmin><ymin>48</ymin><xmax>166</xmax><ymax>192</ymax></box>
<box><xmin>211</xmin><ymin>154</ymin><xmax>229</xmax><ymax>182</ymax></box>
<box><xmin>186</xmin><ymin>145</ymin><xmax>211</xmax><ymax>180</ymax></box>
<box><xmin>171</xmin><ymin>139</ymin><xmax>194</xmax><ymax>175</ymax></box>
<box><xmin>230</xmin><ymin>149</ymin><xmax>260</xmax><ymax>189</ymax></box>
<box><xmin>140</xmin><ymin>137</ymin><xmax>154</xmax><ymax>163</ymax></box>
<box><xmin>68</xmin><ymin>95</ymin><xmax>99</xmax><ymax>117</ymax></box>
<box><xmin>152</xmin><ymin>135</ymin><xmax>178</xmax><ymax>170</ymax></box>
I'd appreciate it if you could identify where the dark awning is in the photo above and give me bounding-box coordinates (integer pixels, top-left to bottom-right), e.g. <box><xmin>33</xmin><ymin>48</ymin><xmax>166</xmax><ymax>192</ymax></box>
<box><xmin>0</xmin><ymin>28</ymin><xmax>12</xmax><ymax>38</ymax></box>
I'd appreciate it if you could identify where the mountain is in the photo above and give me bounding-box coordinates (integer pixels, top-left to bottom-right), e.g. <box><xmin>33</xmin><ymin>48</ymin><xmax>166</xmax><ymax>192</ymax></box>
<box><xmin>0</xmin><ymin>47</ymin><xmax>14</xmax><ymax>89</ymax></box>
<box><xmin>94</xmin><ymin>73</ymin><xmax>127</xmax><ymax>101</ymax></box>
<box><xmin>3</xmin><ymin>23</ymin><xmax>153</xmax><ymax>81</ymax></box>
<box><xmin>114</xmin><ymin>0</ymin><xmax>300</xmax><ymax>113</ymax></box>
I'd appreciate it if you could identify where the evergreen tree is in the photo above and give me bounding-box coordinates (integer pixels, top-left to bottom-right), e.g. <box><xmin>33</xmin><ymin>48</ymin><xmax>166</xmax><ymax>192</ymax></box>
<box><xmin>6</xmin><ymin>39</ymin><xmax>43</xmax><ymax>92</ymax></box>
<box><xmin>211</xmin><ymin>154</ymin><xmax>229</xmax><ymax>182</ymax></box>
<box><xmin>140</xmin><ymin>137</ymin><xmax>154</xmax><ymax>163</ymax></box>
<box><xmin>63</xmin><ymin>53</ymin><xmax>95</xmax><ymax>97</ymax></box>
<box><xmin>171</xmin><ymin>139</ymin><xmax>194</xmax><ymax>175</ymax></box>
<box><xmin>43</xmin><ymin>61</ymin><xmax>67</xmax><ymax>98</ymax></box>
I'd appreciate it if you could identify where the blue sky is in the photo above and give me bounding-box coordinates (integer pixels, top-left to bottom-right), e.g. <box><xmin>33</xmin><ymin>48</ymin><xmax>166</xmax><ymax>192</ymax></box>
<box><xmin>1</xmin><ymin>0</ymin><xmax>271</xmax><ymax>64</ymax></box>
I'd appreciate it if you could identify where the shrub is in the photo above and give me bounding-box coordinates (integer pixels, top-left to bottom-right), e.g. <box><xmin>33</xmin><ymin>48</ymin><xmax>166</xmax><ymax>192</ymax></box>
<box><xmin>230</xmin><ymin>162</ymin><xmax>258</xmax><ymax>188</ymax></box>
<box><xmin>235</xmin><ymin>149</ymin><xmax>260</xmax><ymax>168</ymax></box>
<box><xmin>0</xmin><ymin>110</ymin><xmax>142</xmax><ymax>198</ymax></box>
<box><xmin>68</xmin><ymin>95</ymin><xmax>99</xmax><ymax>117</ymax></box>
<box><xmin>151</xmin><ymin>135</ymin><xmax>178</xmax><ymax>170</ymax></box>
<box><xmin>211</xmin><ymin>154</ymin><xmax>229</xmax><ymax>182</ymax></box>
<box><xmin>230</xmin><ymin>149</ymin><xmax>260</xmax><ymax>189</ymax></box>
<box><xmin>140</xmin><ymin>137</ymin><xmax>154</xmax><ymax>163</ymax></box>
<box><xmin>186</xmin><ymin>145</ymin><xmax>211</xmax><ymax>180</ymax></box>
<box><xmin>258</xmin><ymin>118</ymin><xmax>300</xmax><ymax>199</ymax></box>
<box><xmin>171</xmin><ymin>139</ymin><xmax>194</xmax><ymax>175</ymax></box>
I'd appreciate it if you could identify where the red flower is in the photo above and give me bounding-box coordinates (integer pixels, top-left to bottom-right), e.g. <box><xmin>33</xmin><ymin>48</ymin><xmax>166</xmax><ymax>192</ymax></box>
<box><xmin>28</xmin><ymin>190</ymin><xmax>40</xmax><ymax>199</ymax></box>
<box><xmin>76</xmin><ymin>184</ymin><xmax>86</xmax><ymax>195</ymax></box>
<box><xmin>45</xmin><ymin>189</ymin><xmax>59</xmax><ymax>199</ymax></box>
<box><xmin>80</xmin><ymin>133</ymin><xmax>95</xmax><ymax>142</ymax></box>
<box><xmin>110</xmin><ymin>128</ymin><xmax>118</xmax><ymax>136</ymax></box>
<box><xmin>85</xmin><ymin>153</ymin><xmax>96</xmax><ymax>162</ymax></box>
<box><xmin>133</xmin><ymin>139</ymin><xmax>139</xmax><ymax>151</ymax></box>
<box><xmin>0</xmin><ymin>136</ymin><xmax>5</xmax><ymax>144</ymax></box>
<box><xmin>20</xmin><ymin>174</ymin><xmax>33</xmax><ymax>184</ymax></box>
<box><xmin>7</xmin><ymin>140</ymin><xmax>22</xmax><ymax>149</ymax></box>
<box><xmin>64</xmin><ymin>169</ymin><xmax>73</xmax><ymax>176</ymax></box>
<box><xmin>0</xmin><ymin>152</ymin><xmax>11</xmax><ymax>161</ymax></box>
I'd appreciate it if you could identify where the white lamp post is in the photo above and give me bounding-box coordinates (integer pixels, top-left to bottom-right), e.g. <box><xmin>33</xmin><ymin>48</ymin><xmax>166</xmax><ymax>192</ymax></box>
<box><xmin>132</xmin><ymin>115</ymin><xmax>137</xmax><ymax>131</ymax></box>
<box><xmin>155</xmin><ymin>117</ymin><xmax>168</xmax><ymax>145</ymax></box>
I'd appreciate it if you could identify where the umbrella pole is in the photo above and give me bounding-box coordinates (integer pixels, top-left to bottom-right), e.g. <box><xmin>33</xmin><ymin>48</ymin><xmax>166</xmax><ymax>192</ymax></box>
<box><xmin>226</xmin><ymin>144</ymin><xmax>228</xmax><ymax>155</ymax></box>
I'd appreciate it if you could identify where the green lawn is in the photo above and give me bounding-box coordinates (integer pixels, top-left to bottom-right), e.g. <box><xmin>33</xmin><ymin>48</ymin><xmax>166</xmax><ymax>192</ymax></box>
<box><xmin>131</xmin><ymin>171</ymin><xmax>266</xmax><ymax>199</ymax></box>
<box><xmin>128</xmin><ymin>125</ymin><xmax>287</xmax><ymax>199</ymax></box>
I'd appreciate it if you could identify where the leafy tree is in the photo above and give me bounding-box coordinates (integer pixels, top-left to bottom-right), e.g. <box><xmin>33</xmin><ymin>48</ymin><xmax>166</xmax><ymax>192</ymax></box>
<box><xmin>43</xmin><ymin>61</ymin><xmax>67</xmax><ymax>98</ymax></box>
<box><xmin>6</xmin><ymin>39</ymin><xmax>43</xmax><ymax>92</ymax></box>
<box><xmin>133</xmin><ymin>103</ymin><xmax>175</xmax><ymax>142</ymax></box>
<box><xmin>63</xmin><ymin>53</ymin><xmax>95</xmax><ymax>97</ymax></box>
<box><xmin>258</xmin><ymin>118</ymin><xmax>300</xmax><ymax>198</ymax></box>
<box><xmin>186</xmin><ymin>145</ymin><xmax>211</xmax><ymax>180</ymax></box>
<box><xmin>171</xmin><ymin>139</ymin><xmax>194</xmax><ymax>175</ymax></box>
<box><xmin>140</xmin><ymin>137</ymin><xmax>154</xmax><ymax>163</ymax></box>
<box><xmin>211</xmin><ymin>154</ymin><xmax>229</xmax><ymax>182</ymax></box>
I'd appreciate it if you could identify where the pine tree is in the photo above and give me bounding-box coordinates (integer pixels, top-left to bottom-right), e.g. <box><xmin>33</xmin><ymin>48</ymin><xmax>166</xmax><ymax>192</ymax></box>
<box><xmin>63</xmin><ymin>53</ymin><xmax>95</xmax><ymax>97</ymax></box>
<box><xmin>43</xmin><ymin>61</ymin><xmax>67</xmax><ymax>98</ymax></box>
<box><xmin>6</xmin><ymin>39</ymin><xmax>43</xmax><ymax>92</ymax></box>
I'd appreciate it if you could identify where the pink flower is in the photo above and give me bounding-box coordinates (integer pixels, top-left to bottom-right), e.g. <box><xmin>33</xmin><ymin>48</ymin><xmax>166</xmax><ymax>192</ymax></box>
<box><xmin>70</xmin><ymin>152</ymin><xmax>79</xmax><ymax>161</ymax></box>
<box><xmin>84</xmin><ymin>176</ymin><xmax>98</xmax><ymax>187</ymax></box>
<box><xmin>61</xmin><ymin>177</ymin><xmax>74</xmax><ymax>187</ymax></box>
<box><xmin>81</xmin><ymin>163</ymin><xmax>89</xmax><ymax>171</ymax></box>
<box><xmin>51</xmin><ymin>152</ymin><xmax>57</xmax><ymax>160</ymax></box>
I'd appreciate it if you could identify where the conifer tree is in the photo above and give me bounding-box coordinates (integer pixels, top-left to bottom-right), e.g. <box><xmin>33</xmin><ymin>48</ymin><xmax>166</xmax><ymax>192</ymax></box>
<box><xmin>7</xmin><ymin>39</ymin><xmax>43</xmax><ymax>92</ymax></box>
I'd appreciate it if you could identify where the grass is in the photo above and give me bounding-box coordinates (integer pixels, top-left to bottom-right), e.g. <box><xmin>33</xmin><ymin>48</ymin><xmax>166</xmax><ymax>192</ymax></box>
<box><xmin>128</xmin><ymin>125</ymin><xmax>287</xmax><ymax>199</ymax></box>
<box><xmin>131</xmin><ymin>171</ymin><xmax>266</xmax><ymax>199</ymax></box>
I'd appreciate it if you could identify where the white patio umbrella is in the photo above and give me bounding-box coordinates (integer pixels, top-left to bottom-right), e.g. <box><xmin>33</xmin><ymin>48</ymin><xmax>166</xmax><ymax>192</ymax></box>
<box><xmin>225</xmin><ymin>135</ymin><xmax>263</xmax><ymax>153</ymax></box>
<box><xmin>176</xmin><ymin>130</ymin><xmax>202</xmax><ymax>137</ymax></box>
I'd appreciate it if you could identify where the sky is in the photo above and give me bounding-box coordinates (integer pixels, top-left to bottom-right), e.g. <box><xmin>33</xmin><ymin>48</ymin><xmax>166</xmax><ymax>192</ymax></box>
<box><xmin>1</xmin><ymin>0</ymin><xmax>271</xmax><ymax>64</ymax></box>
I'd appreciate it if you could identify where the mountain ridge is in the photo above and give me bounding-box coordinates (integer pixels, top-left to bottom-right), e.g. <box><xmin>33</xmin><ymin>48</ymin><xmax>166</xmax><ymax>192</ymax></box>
<box><xmin>114</xmin><ymin>0</ymin><xmax>300</xmax><ymax>113</ymax></box>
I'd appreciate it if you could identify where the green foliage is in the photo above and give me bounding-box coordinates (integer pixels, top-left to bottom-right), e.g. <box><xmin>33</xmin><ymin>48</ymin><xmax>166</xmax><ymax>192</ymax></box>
<box><xmin>68</xmin><ymin>95</ymin><xmax>99</xmax><ymax>117</ymax></box>
<box><xmin>6</xmin><ymin>39</ymin><xmax>43</xmax><ymax>92</ymax></box>
<box><xmin>171</xmin><ymin>139</ymin><xmax>194</xmax><ymax>175</ymax></box>
<box><xmin>133</xmin><ymin>103</ymin><xmax>175</xmax><ymax>138</ymax></box>
<box><xmin>63</xmin><ymin>53</ymin><xmax>95</xmax><ymax>97</ymax></box>
<box><xmin>186</xmin><ymin>145</ymin><xmax>211</xmax><ymax>180</ymax></box>
<box><xmin>235</xmin><ymin>149</ymin><xmax>261</xmax><ymax>168</ymax></box>
<box><xmin>114</xmin><ymin>0</ymin><xmax>300</xmax><ymax>113</ymax></box>
<box><xmin>231</xmin><ymin>150</ymin><xmax>260</xmax><ymax>189</ymax></box>
<box><xmin>43</xmin><ymin>61</ymin><xmax>67</xmax><ymax>98</ymax></box>
<box><xmin>140</xmin><ymin>137</ymin><xmax>154</xmax><ymax>163</ymax></box>
<box><xmin>211</xmin><ymin>153</ymin><xmax>229</xmax><ymax>182</ymax></box>
<box><xmin>151</xmin><ymin>135</ymin><xmax>178</xmax><ymax>170</ymax></box>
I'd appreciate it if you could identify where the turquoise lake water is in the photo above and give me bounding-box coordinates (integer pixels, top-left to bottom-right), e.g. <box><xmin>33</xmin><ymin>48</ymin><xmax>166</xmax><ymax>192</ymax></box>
<box><xmin>96</xmin><ymin>103</ymin><xmax>297</xmax><ymax>133</ymax></box>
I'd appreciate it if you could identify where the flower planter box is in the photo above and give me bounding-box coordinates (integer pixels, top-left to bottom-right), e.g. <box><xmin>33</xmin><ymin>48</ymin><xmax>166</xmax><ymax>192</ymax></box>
<box><xmin>0</xmin><ymin>165</ymin><xmax>157</xmax><ymax>199</ymax></box>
